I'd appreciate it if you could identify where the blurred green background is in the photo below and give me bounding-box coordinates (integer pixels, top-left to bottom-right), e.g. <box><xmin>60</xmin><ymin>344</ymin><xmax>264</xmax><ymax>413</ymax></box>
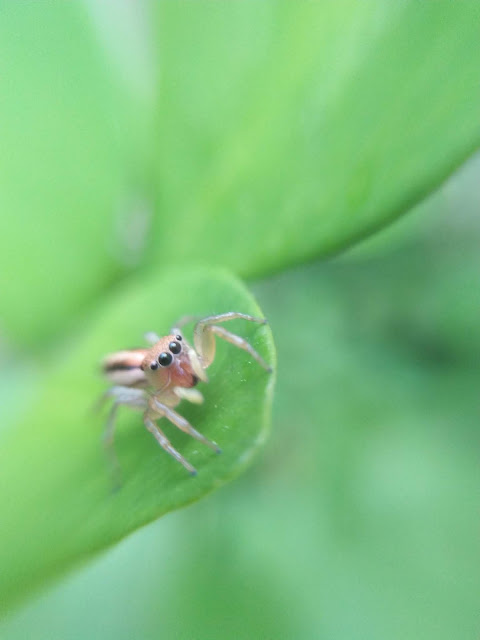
<box><xmin>2</xmin><ymin>156</ymin><xmax>479</xmax><ymax>639</ymax></box>
<box><xmin>0</xmin><ymin>1</ymin><xmax>479</xmax><ymax>638</ymax></box>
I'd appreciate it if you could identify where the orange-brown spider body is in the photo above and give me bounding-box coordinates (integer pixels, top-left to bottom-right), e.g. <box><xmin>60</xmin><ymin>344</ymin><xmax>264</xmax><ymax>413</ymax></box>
<box><xmin>101</xmin><ymin>313</ymin><xmax>271</xmax><ymax>476</ymax></box>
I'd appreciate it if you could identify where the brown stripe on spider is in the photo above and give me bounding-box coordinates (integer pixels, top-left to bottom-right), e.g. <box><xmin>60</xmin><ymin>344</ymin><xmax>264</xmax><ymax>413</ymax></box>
<box><xmin>102</xmin><ymin>349</ymin><xmax>147</xmax><ymax>372</ymax></box>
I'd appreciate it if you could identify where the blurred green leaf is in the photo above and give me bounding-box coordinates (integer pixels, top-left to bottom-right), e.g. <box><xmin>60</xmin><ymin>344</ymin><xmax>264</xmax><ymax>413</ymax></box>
<box><xmin>2</xmin><ymin>2</ymin><xmax>479</xmax><ymax>351</ymax></box>
<box><xmin>1</xmin><ymin>155</ymin><xmax>479</xmax><ymax>638</ymax></box>
<box><xmin>3</xmin><ymin>229</ymin><xmax>478</xmax><ymax>639</ymax></box>
<box><xmin>152</xmin><ymin>1</ymin><xmax>480</xmax><ymax>276</ymax></box>
<box><xmin>0</xmin><ymin>266</ymin><xmax>275</xmax><ymax>613</ymax></box>
<box><xmin>0</xmin><ymin>2</ymin><xmax>150</xmax><ymax>346</ymax></box>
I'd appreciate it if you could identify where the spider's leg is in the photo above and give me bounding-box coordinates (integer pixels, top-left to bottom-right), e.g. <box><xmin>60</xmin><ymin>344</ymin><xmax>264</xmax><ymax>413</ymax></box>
<box><xmin>170</xmin><ymin>314</ymin><xmax>202</xmax><ymax>333</ymax></box>
<box><xmin>173</xmin><ymin>386</ymin><xmax>204</xmax><ymax>404</ymax></box>
<box><xmin>102</xmin><ymin>386</ymin><xmax>148</xmax><ymax>486</ymax></box>
<box><xmin>197</xmin><ymin>312</ymin><xmax>267</xmax><ymax>324</ymax></box>
<box><xmin>209</xmin><ymin>325</ymin><xmax>271</xmax><ymax>372</ymax></box>
<box><xmin>152</xmin><ymin>399</ymin><xmax>221</xmax><ymax>454</ymax></box>
<box><xmin>192</xmin><ymin>312</ymin><xmax>270</xmax><ymax>370</ymax></box>
<box><xmin>144</xmin><ymin>416</ymin><xmax>198</xmax><ymax>475</ymax></box>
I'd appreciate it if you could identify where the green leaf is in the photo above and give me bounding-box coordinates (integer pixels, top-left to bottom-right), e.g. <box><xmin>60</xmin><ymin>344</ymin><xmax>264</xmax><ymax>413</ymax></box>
<box><xmin>152</xmin><ymin>1</ymin><xmax>480</xmax><ymax>276</ymax></box>
<box><xmin>3</xmin><ymin>2</ymin><xmax>479</xmax><ymax>349</ymax></box>
<box><xmin>0</xmin><ymin>266</ymin><xmax>275</xmax><ymax>613</ymax></box>
<box><xmin>0</xmin><ymin>2</ymin><xmax>150</xmax><ymax>346</ymax></box>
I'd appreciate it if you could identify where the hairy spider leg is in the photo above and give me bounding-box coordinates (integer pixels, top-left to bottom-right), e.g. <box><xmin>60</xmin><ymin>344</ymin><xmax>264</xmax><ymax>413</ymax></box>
<box><xmin>192</xmin><ymin>312</ymin><xmax>270</xmax><ymax>370</ymax></box>
<box><xmin>151</xmin><ymin>398</ymin><xmax>221</xmax><ymax>454</ymax></box>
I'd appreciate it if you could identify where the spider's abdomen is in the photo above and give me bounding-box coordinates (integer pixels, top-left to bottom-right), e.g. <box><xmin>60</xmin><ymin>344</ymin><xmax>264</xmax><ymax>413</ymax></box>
<box><xmin>102</xmin><ymin>349</ymin><xmax>148</xmax><ymax>387</ymax></box>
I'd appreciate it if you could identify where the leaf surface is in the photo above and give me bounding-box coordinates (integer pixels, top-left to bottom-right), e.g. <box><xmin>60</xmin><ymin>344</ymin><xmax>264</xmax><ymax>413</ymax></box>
<box><xmin>2</xmin><ymin>2</ymin><xmax>479</xmax><ymax>347</ymax></box>
<box><xmin>0</xmin><ymin>2</ymin><xmax>150</xmax><ymax>345</ymax></box>
<box><xmin>0</xmin><ymin>266</ymin><xmax>275</xmax><ymax>612</ymax></box>
<box><xmin>152</xmin><ymin>1</ymin><xmax>480</xmax><ymax>275</ymax></box>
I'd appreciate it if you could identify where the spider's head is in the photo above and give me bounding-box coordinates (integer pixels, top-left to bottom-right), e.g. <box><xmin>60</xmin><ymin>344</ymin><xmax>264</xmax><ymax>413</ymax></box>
<box><xmin>141</xmin><ymin>333</ymin><xmax>201</xmax><ymax>390</ymax></box>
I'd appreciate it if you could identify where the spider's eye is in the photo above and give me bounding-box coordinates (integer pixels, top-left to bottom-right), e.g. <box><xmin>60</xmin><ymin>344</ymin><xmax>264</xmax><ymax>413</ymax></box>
<box><xmin>150</xmin><ymin>361</ymin><xmax>159</xmax><ymax>370</ymax></box>
<box><xmin>158</xmin><ymin>352</ymin><xmax>173</xmax><ymax>367</ymax></box>
<box><xmin>176</xmin><ymin>335</ymin><xmax>182</xmax><ymax>341</ymax></box>
<box><xmin>169</xmin><ymin>340</ymin><xmax>181</xmax><ymax>355</ymax></box>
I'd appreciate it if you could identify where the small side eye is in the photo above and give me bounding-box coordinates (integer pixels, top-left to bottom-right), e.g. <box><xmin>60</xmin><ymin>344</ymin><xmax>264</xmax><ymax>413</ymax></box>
<box><xmin>158</xmin><ymin>352</ymin><xmax>173</xmax><ymax>367</ymax></box>
<box><xmin>169</xmin><ymin>340</ymin><xmax>181</xmax><ymax>355</ymax></box>
<box><xmin>176</xmin><ymin>335</ymin><xmax>182</xmax><ymax>341</ymax></box>
<box><xmin>150</xmin><ymin>361</ymin><xmax>159</xmax><ymax>370</ymax></box>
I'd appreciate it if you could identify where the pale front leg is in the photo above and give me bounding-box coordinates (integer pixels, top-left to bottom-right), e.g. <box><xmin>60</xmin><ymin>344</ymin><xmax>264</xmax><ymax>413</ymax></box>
<box><xmin>170</xmin><ymin>314</ymin><xmax>202</xmax><ymax>332</ymax></box>
<box><xmin>168</xmin><ymin>318</ymin><xmax>208</xmax><ymax>383</ymax></box>
<box><xmin>152</xmin><ymin>398</ymin><xmax>221</xmax><ymax>454</ymax></box>
<box><xmin>193</xmin><ymin>312</ymin><xmax>269</xmax><ymax>370</ymax></box>
<box><xmin>144</xmin><ymin>417</ymin><xmax>198</xmax><ymax>475</ymax></box>
<box><xmin>210</xmin><ymin>325</ymin><xmax>272</xmax><ymax>372</ymax></box>
<box><xmin>173</xmin><ymin>386</ymin><xmax>204</xmax><ymax>404</ymax></box>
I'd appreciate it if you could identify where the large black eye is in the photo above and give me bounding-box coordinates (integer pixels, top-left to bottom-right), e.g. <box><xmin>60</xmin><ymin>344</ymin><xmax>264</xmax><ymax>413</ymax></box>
<box><xmin>169</xmin><ymin>340</ymin><xmax>181</xmax><ymax>355</ymax></box>
<box><xmin>158</xmin><ymin>352</ymin><xmax>173</xmax><ymax>367</ymax></box>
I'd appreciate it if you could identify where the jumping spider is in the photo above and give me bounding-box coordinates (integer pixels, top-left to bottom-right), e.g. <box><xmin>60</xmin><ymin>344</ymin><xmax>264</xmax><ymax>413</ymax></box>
<box><xmin>101</xmin><ymin>312</ymin><xmax>272</xmax><ymax>476</ymax></box>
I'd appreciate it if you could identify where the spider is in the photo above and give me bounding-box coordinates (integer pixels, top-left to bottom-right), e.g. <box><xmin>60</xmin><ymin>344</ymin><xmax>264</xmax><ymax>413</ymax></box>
<box><xmin>101</xmin><ymin>312</ymin><xmax>272</xmax><ymax>476</ymax></box>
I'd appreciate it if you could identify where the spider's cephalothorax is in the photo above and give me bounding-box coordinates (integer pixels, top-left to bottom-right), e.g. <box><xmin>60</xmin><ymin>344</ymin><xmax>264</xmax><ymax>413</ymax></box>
<box><xmin>101</xmin><ymin>313</ymin><xmax>272</xmax><ymax>476</ymax></box>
